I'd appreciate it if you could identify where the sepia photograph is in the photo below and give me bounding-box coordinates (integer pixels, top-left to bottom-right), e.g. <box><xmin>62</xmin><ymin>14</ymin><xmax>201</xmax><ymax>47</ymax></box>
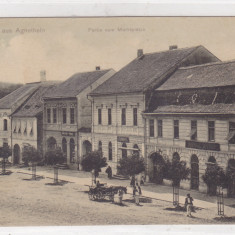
<box><xmin>1</xmin><ymin>16</ymin><xmax>235</xmax><ymax>229</ymax></box>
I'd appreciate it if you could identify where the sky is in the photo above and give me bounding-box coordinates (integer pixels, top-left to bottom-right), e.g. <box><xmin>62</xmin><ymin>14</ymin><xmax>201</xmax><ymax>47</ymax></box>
<box><xmin>1</xmin><ymin>17</ymin><xmax>235</xmax><ymax>84</ymax></box>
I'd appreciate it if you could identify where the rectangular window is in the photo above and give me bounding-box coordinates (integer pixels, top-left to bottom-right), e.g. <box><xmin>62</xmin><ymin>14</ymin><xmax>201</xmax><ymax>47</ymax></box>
<box><xmin>53</xmin><ymin>108</ymin><xmax>57</xmax><ymax>123</ymax></box>
<box><xmin>108</xmin><ymin>108</ymin><xmax>112</xmax><ymax>125</ymax></box>
<box><xmin>228</xmin><ymin>122</ymin><xmax>235</xmax><ymax>144</ymax></box>
<box><xmin>149</xmin><ymin>119</ymin><xmax>154</xmax><ymax>137</ymax></box>
<box><xmin>70</xmin><ymin>108</ymin><xmax>75</xmax><ymax>124</ymax></box>
<box><xmin>157</xmin><ymin>120</ymin><xmax>163</xmax><ymax>137</ymax></box>
<box><xmin>191</xmin><ymin>120</ymin><xmax>197</xmax><ymax>140</ymax></box>
<box><xmin>174</xmin><ymin>120</ymin><xmax>179</xmax><ymax>139</ymax></box>
<box><xmin>47</xmin><ymin>108</ymin><xmax>51</xmax><ymax>123</ymax></box>
<box><xmin>133</xmin><ymin>108</ymin><xmax>137</xmax><ymax>126</ymax></box>
<box><xmin>208</xmin><ymin>121</ymin><xmax>215</xmax><ymax>141</ymax></box>
<box><xmin>3</xmin><ymin>119</ymin><xmax>7</xmax><ymax>131</ymax></box>
<box><xmin>62</xmin><ymin>108</ymin><xmax>67</xmax><ymax>124</ymax></box>
<box><xmin>121</xmin><ymin>108</ymin><xmax>126</xmax><ymax>125</ymax></box>
<box><xmin>98</xmin><ymin>109</ymin><xmax>102</xmax><ymax>125</ymax></box>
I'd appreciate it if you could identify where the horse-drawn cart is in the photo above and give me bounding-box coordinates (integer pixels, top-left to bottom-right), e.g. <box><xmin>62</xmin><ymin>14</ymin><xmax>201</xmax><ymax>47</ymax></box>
<box><xmin>87</xmin><ymin>185</ymin><xmax>127</xmax><ymax>201</ymax></box>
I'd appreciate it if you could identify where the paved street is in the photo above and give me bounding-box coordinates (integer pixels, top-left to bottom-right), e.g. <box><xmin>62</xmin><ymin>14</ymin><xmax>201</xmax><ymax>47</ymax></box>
<box><xmin>0</xmin><ymin>166</ymin><xmax>234</xmax><ymax>226</ymax></box>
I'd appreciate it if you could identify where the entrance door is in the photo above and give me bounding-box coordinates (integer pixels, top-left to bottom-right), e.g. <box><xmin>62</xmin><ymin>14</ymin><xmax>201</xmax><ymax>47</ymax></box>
<box><xmin>13</xmin><ymin>144</ymin><xmax>20</xmax><ymax>164</ymax></box>
<box><xmin>191</xmin><ymin>154</ymin><xmax>199</xmax><ymax>190</ymax></box>
<box><xmin>150</xmin><ymin>152</ymin><xmax>165</xmax><ymax>184</ymax></box>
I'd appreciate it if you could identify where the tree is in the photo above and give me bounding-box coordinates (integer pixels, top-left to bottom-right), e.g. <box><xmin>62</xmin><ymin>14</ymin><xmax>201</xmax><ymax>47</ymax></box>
<box><xmin>117</xmin><ymin>154</ymin><xmax>145</xmax><ymax>177</ymax></box>
<box><xmin>22</xmin><ymin>144</ymin><xmax>42</xmax><ymax>166</ymax></box>
<box><xmin>0</xmin><ymin>143</ymin><xmax>12</xmax><ymax>174</ymax></box>
<box><xmin>202</xmin><ymin>163</ymin><xmax>227</xmax><ymax>196</ymax></box>
<box><xmin>163</xmin><ymin>158</ymin><xmax>191</xmax><ymax>187</ymax></box>
<box><xmin>81</xmin><ymin>150</ymin><xmax>107</xmax><ymax>183</ymax></box>
<box><xmin>44</xmin><ymin>147</ymin><xmax>66</xmax><ymax>165</ymax></box>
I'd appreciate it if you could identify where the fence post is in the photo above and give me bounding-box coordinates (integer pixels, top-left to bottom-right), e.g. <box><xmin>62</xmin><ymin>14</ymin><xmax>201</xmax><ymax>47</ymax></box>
<box><xmin>2</xmin><ymin>157</ymin><xmax>6</xmax><ymax>174</ymax></box>
<box><xmin>217</xmin><ymin>186</ymin><xmax>224</xmax><ymax>216</ymax></box>
<box><xmin>173</xmin><ymin>185</ymin><xmax>179</xmax><ymax>207</ymax></box>
<box><xmin>54</xmin><ymin>166</ymin><xmax>58</xmax><ymax>184</ymax></box>
<box><xmin>32</xmin><ymin>163</ymin><xmax>36</xmax><ymax>180</ymax></box>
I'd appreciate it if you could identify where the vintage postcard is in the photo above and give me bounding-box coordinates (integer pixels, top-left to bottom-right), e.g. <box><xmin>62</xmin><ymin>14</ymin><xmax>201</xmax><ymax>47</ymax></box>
<box><xmin>0</xmin><ymin>16</ymin><xmax>235</xmax><ymax>232</ymax></box>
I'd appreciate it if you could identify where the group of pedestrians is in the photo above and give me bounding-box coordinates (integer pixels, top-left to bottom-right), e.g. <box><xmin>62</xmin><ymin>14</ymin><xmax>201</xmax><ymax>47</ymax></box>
<box><xmin>105</xmin><ymin>166</ymin><xmax>194</xmax><ymax>215</ymax></box>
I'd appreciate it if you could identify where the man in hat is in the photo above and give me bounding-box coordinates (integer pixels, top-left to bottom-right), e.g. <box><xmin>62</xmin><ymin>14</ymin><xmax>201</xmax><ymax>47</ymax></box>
<box><xmin>185</xmin><ymin>193</ymin><xmax>194</xmax><ymax>217</ymax></box>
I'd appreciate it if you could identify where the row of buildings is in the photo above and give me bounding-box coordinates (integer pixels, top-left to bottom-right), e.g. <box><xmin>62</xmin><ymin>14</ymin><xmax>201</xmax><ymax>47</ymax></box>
<box><xmin>1</xmin><ymin>45</ymin><xmax>235</xmax><ymax>196</ymax></box>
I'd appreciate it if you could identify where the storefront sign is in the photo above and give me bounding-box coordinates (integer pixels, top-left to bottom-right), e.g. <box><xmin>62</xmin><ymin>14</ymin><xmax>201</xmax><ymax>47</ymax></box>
<box><xmin>117</xmin><ymin>136</ymin><xmax>129</xmax><ymax>143</ymax></box>
<box><xmin>185</xmin><ymin>140</ymin><xmax>220</xmax><ymax>151</ymax></box>
<box><xmin>62</xmin><ymin>131</ymin><xmax>75</xmax><ymax>137</ymax></box>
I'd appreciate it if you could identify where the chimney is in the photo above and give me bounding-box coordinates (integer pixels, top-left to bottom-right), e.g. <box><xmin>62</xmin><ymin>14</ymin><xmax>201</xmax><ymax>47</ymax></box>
<box><xmin>137</xmin><ymin>49</ymin><xmax>143</xmax><ymax>58</ymax></box>
<box><xmin>40</xmin><ymin>70</ymin><xmax>46</xmax><ymax>82</ymax></box>
<box><xmin>169</xmin><ymin>45</ymin><xmax>178</xmax><ymax>50</ymax></box>
<box><xmin>96</xmin><ymin>66</ymin><xmax>100</xmax><ymax>71</ymax></box>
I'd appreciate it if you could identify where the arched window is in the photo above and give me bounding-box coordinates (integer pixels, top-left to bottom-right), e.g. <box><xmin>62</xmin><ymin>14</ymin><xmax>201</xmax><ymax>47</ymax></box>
<box><xmin>133</xmin><ymin>144</ymin><xmax>139</xmax><ymax>157</ymax></box>
<box><xmin>98</xmin><ymin>141</ymin><xmax>102</xmax><ymax>153</ymax></box>
<box><xmin>108</xmin><ymin>142</ymin><xmax>112</xmax><ymax>161</ymax></box>
<box><xmin>62</xmin><ymin>138</ymin><xmax>67</xmax><ymax>157</ymax></box>
<box><xmin>3</xmin><ymin>119</ymin><xmax>7</xmax><ymax>131</ymax></box>
<box><xmin>208</xmin><ymin>156</ymin><xmax>216</xmax><ymax>164</ymax></box>
<box><xmin>70</xmin><ymin>138</ymin><xmax>75</xmax><ymax>163</ymax></box>
<box><xmin>122</xmin><ymin>143</ymin><xmax>127</xmax><ymax>158</ymax></box>
<box><xmin>47</xmin><ymin>137</ymin><xmax>57</xmax><ymax>150</ymax></box>
<box><xmin>172</xmin><ymin>152</ymin><xmax>180</xmax><ymax>162</ymax></box>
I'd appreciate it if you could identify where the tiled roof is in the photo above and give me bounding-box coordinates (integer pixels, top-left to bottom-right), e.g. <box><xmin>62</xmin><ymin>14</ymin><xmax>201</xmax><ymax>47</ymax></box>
<box><xmin>150</xmin><ymin>103</ymin><xmax>235</xmax><ymax>115</ymax></box>
<box><xmin>157</xmin><ymin>60</ymin><xmax>235</xmax><ymax>91</ymax></box>
<box><xmin>90</xmin><ymin>46</ymin><xmax>206</xmax><ymax>95</ymax></box>
<box><xmin>12</xmin><ymin>83</ymin><xmax>58</xmax><ymax>117</ymax></box>
<box><xmin>0</xmin><ymin>82</ymin><xmax>40</xmax><ymax>109</ymax></box>
<box><xmin>43</xmin><ymin>69</ymin><xmax>112</xmax><ymax>99</ymax></box>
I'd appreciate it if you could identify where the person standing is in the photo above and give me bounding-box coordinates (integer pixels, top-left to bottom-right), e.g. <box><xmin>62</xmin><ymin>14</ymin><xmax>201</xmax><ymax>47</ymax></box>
<box><xmin>185</xmin><ymin>193</ymin><xmax>194</xmax><ymax>217</ymax></box>
<box><xmin>118</xmin><ymin>189</ymin><xmax>124</xmax><ymax>205</ymax></box>
<box><xmin>105</xmin><ymin>166</ymin><xmax>112</xmax><ymax>179</ymax></box>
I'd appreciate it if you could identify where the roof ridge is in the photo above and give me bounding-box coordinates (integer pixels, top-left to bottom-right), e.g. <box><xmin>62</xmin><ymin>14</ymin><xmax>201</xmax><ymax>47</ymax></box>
<box><xmin>141</xmin><ymin>45</ymin><xmax>201</xmax><ymax>57</ymax></box>
<box><xmin>69</xmin><ymin>68</ymin><xmax>112</xmax><ymax>77</ymax></box>
<box><xmin>178</xmin><ymin>59</ymin><xmax>235</xmax><ymax>70</ymax></box>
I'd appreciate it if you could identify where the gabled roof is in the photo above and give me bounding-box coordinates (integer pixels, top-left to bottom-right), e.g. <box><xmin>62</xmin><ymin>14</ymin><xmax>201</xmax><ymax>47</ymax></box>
<box><xmin>0</xmin><ymin>82</ymin><xmax>40</xmax><ymax>109</ymax></box>
<box><xmin>149</xmin><ymin>103</ymin><xmax>235</xmax><ymax>115</ymax></box>
<box><xmin>12</xmin><ymin>83</ymin><xmax>58</xmax><ymax>117</ymax></box>
<box><xmin>43</xmin><ymin>69</ymin><xmax>112</xmax><ymax>99</ymax></box>
<box><xmin>90</xmin><ymin>46</ymin><xmax>214</xmax><ymax>96</ymax></box>
<box><xmin>157</xmin><ymin>60</ymin><xmax>235</xmax><ymax>91</ymax></box>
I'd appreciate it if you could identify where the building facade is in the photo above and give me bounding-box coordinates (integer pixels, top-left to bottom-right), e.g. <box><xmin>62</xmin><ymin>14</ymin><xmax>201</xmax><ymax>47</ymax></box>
<box><xmin>0</xmin><ymin>82</ymin><xmax>41</xmax><ymax>149</ymax></box>
<box><xmin>144</xmin><ymin>60</ymin><xmax>235</xmax><ymax>196</ymax></box>
<box><xmin>43</xmin><ymin>68</ymin><xmax>115</xmax><ymax>166</ymax></box>
<box><xmin>11</xmin><ymin>83</ymin><xmax>57</xmax><ymax>164</ymax></box>
<box><xmin>89</xmin><ymin>46</ymin><xmax>219</xmax><ymax>175</ymax></box>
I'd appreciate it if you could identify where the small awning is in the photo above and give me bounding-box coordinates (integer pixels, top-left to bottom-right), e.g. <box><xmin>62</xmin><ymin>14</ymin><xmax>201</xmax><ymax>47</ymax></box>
<box><xmin>226</xmin><ymin>131</ymin><xmax>235</xmax><ymax>141</ymax></box>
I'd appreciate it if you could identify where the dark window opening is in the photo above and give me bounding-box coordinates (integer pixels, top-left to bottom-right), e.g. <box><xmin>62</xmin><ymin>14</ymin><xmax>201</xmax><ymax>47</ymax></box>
<box><xmin>191</xmin><ymin>120</ymin><xmax>197</xmax><ymax>140</ymax></box>
<box><xmin>133</xmin><ymin>108</ymin><xmax>137</xmax><ymax>126</ymax></box>
<box><xmin>208</xmin><ymin>121</ymin><xmax>215</xmax><ymax>142</ymax></box>
<box><xmin>157</xmin><ymin>120</ymin><xmax>163</xmax><ymax>137</ymax></box>
<box><xmin>62</xmin><ymin>108</ymin><xmax>67</xmax><ymax>124</ymax></box>
<box><xmin>3</xmin><ymin>119</ymin><xmax>7</xmax><ymax>131</ymax></box>
<box><xmin>98</xmin><ymin>109</ymin><xmax>102</xmax><ymax>125</ymax></box>
<box><xmin>108</xmin><ymin>142</ymin><xmax>112</xmax><ymax>160</ymax></box>
<box><xmin>53</xmin><ymin>108</ymin><xmax>57</xmax><ymax>123</ymax></box>
<box><xmin>174</xmin><ymin>120</ymin><xmax>179</xmax><ymax>139</ymax></box>
<box><xmin>70</xmin><ymin>108</ymin><xmax>75</xmax><ymax>124</ymax></box>
<box><xmin>108</xmin><ymin>108</ymin><xmax>112</xmax><ymax>125</ymax></box>
<box><xmin>149</xmin><ymin>119</ymin><xmax>154</xmax><ymax>137</ymax></box>
<box><xmin>121</xmin><ymin>108</ymin><xmax>126</xmax><ymax>125</ymax></box>
<box><xmin>47</xmin><ymin>108</ymin><xmax>51</xmax><ymax>123</ymax></box>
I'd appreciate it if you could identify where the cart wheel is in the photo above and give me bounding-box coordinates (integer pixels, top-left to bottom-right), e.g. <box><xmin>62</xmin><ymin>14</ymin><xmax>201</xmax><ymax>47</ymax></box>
<box><xmin>97</xmin><ymin>191</ymin><xmax>103</xmax><ymax>200</ymax></box>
